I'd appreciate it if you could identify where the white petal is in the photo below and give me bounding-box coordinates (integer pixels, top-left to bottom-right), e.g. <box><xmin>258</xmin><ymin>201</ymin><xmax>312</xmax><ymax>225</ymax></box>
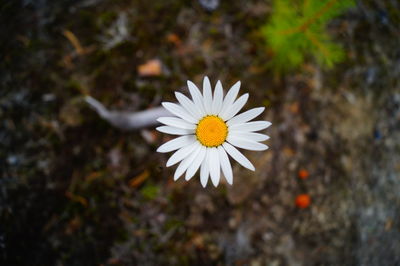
<box><xmin>157</xmin><ymin>117</ymin><xmax>196</xmax><ymax>130</ymax></box>
<box><xmin>156</xmin><ymin>126</ymin><xmax>193</xmax><ymax>136</ymax></box>
<box><xmin>219</xmin><ymin>81</ymin><xmax>240</xmax><ymax>117</ymax></box>
<box><xmin>228</xmin><ymin>132</ymin><xmax>269</xmax><ymax>142</ymax></box>
<box><xmin>212</xmin><ymin>80</ymin><xmax>223</xmax><ymax>114</ymax></box>
<box><xmin>187</xmin><ymin>80</ymin><xmax>206</xmax><ymax>114</ymax></box>
<box><xmin>226</xmin><ymin>107</ymin><xmax>265</xmax><ymax>126</ymax></box>
<box><xmin>162</xmin><ymin>102</ymin><xmax>197</xmax><ymax>124</ymax></box>
<box><xmin>157</xmin><ymin>135</ymin><xmax>195</xmax><ymax>153</ymax></box>
<box><xmin>220</xmin><ymin>93</ymin><xmax>249</xmax><ymax>121</ymax></box>
<box><xmin>209</xmin><ymin>148</ymin><xmax>220</xmax><ymax>187</ymax></box>
<box><xmin>217</xmin><ymin>146</ymin><xmax>233</xmax><ymax>185</ymax></box>
<box><xmin>166</xmin><ymin>141</ymin><xmax>198</xmax><ymax>167</ymax></box>
<box><xmin>227</xmin><ymin>135</ymin><xmax>269</xmax><ymax>151</ymax></box>
<box><xmin>185</xmin><ymin>145</ymin><xmax>206</xmax><ymax>181</ymax></box>
<box><xmin>174</xmin><ymin>142</ymin><xmax>201</xmax><ymax>180</ymax></box>
<box><xmin>222</xmin><ymin>142</ymin><xmax>255</xmax><ymax>171</ymax></box>
<box><xmin>175</xmin><ymin>92</ymin><xmax>203</xmax><ymax>120</ymax></box>
<box><xmin>203</xmin><ymin>76</ymin><xmax>213</xmax><ymax>114</ymax></box>
<box><xmin>229</xmin><ymin>121</ymin><xmax>272</xmax><ymax>132</ymax></box>
<box><xmin>200</xmin><ymin>149</ymin><xmax>211</xmax><ymax>187</ymax></box>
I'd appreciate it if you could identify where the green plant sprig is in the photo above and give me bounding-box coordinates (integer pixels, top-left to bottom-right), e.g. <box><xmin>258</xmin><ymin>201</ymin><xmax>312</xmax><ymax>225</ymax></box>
<box><xmin>262</xmin><ymin>0</ymin><xmax>355</xmax><ymax>72</ymax></box>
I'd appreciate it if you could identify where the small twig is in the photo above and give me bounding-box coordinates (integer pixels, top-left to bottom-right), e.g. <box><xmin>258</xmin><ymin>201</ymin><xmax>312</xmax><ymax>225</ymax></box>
<box><xmin>85</xmin><ymin>96</ymin><xmax>170</xmax><ymax>130</ymax></box>
<box><xmin>299</xmin><ymin>0</ymin><xmax>338</xmax><ymax>32</ymax></box>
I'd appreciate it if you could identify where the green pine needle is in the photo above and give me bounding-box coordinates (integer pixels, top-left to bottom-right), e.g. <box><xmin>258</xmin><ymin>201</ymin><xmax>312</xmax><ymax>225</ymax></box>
<box><xmin>261</xmin><ymin>0</ymin><xmax>355</xmax><ymax>72</ymax></box>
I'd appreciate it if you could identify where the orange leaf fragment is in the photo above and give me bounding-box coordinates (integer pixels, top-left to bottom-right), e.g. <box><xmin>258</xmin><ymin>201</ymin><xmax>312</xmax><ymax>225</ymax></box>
<box><xmin>298</xmin><ymin>169</ymin><xmax>309</xmax><ymax>179</ymax></box>
<box><xmin>63</xmin><ymin>30</ymin><xmax>85</xmax><ymax>55</ymax></box>
<box><xmin>129</xmin><ymin>170</ymin><xmax>150</xmax><ymax>188</ymax></box>
<box><xmin>295</xmin><ymin>194</ymin><xmax>311</xmax><ymax>209</ymax></box>
<box><xmin>138</xmin><ymin>59</ymin><xmax>162</xmax><ymax>77</ymax></box>
<box><xmin>166</xmin><ymin>33</ymin><xmax>182</xmax><ymax>46</ymax></box>
<box><xmin>65</xmin><ymin>191</ymin><xmax>88</xmax><ymax>207</ymax></box>
<box><xmin>85</xmin><ymin>171</ymin><xmax>102</xmax><ymax>183</ymax></box>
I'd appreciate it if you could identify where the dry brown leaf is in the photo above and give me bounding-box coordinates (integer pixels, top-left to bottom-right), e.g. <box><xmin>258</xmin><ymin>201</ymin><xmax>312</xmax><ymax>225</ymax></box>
<box><xmin>85</xmin><ymin>171</ymin><xmax>102</xmax><ymax>183</ymax></box>
<box><xmin>138</xmin><ymin>59</ymin><xmax>162</xmax><ymax>77</ymax></box>
<box><xmin>283</xmin><ymin>147</ymin><xmax>295</xmax><ymax>157</ymax></box>
<box><xmin>129</xmin><ymin>170</ymin><xmax>150</xmax><ymax>187</ymax></box>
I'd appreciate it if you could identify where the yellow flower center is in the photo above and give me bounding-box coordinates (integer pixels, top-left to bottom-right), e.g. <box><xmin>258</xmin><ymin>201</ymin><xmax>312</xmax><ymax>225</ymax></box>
<box><xmin>196</xmin><ymin>115</ymin><xmax>228</xmax><ymax>147</ymax></box>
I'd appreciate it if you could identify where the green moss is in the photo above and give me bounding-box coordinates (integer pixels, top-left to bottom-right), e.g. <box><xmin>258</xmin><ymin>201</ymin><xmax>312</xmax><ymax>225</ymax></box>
<box><xmin>141</xmin><ymin>184</ymin><xmax>160</xmax><ymax>200</ymax></box>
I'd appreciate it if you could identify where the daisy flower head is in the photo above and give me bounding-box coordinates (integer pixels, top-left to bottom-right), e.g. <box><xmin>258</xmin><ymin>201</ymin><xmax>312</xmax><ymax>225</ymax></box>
<box><xmin>156</xmin><ymin>77</ymin><xmax>271</xmax><ymax>187</ymax></box>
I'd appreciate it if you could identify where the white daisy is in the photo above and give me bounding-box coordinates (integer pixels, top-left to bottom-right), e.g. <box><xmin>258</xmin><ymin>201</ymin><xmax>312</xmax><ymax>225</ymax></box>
<box><xmin>156</xmin><ymin>76</ymin><xmax>271</xmax><ymax>187</ymax></box>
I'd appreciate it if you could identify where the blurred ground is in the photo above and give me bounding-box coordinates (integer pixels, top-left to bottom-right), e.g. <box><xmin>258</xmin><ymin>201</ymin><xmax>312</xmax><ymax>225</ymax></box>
<box><xmin>1</xmin><ymin>0</ymin><xmax>400</xmax><ymax>265</ymax></box>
